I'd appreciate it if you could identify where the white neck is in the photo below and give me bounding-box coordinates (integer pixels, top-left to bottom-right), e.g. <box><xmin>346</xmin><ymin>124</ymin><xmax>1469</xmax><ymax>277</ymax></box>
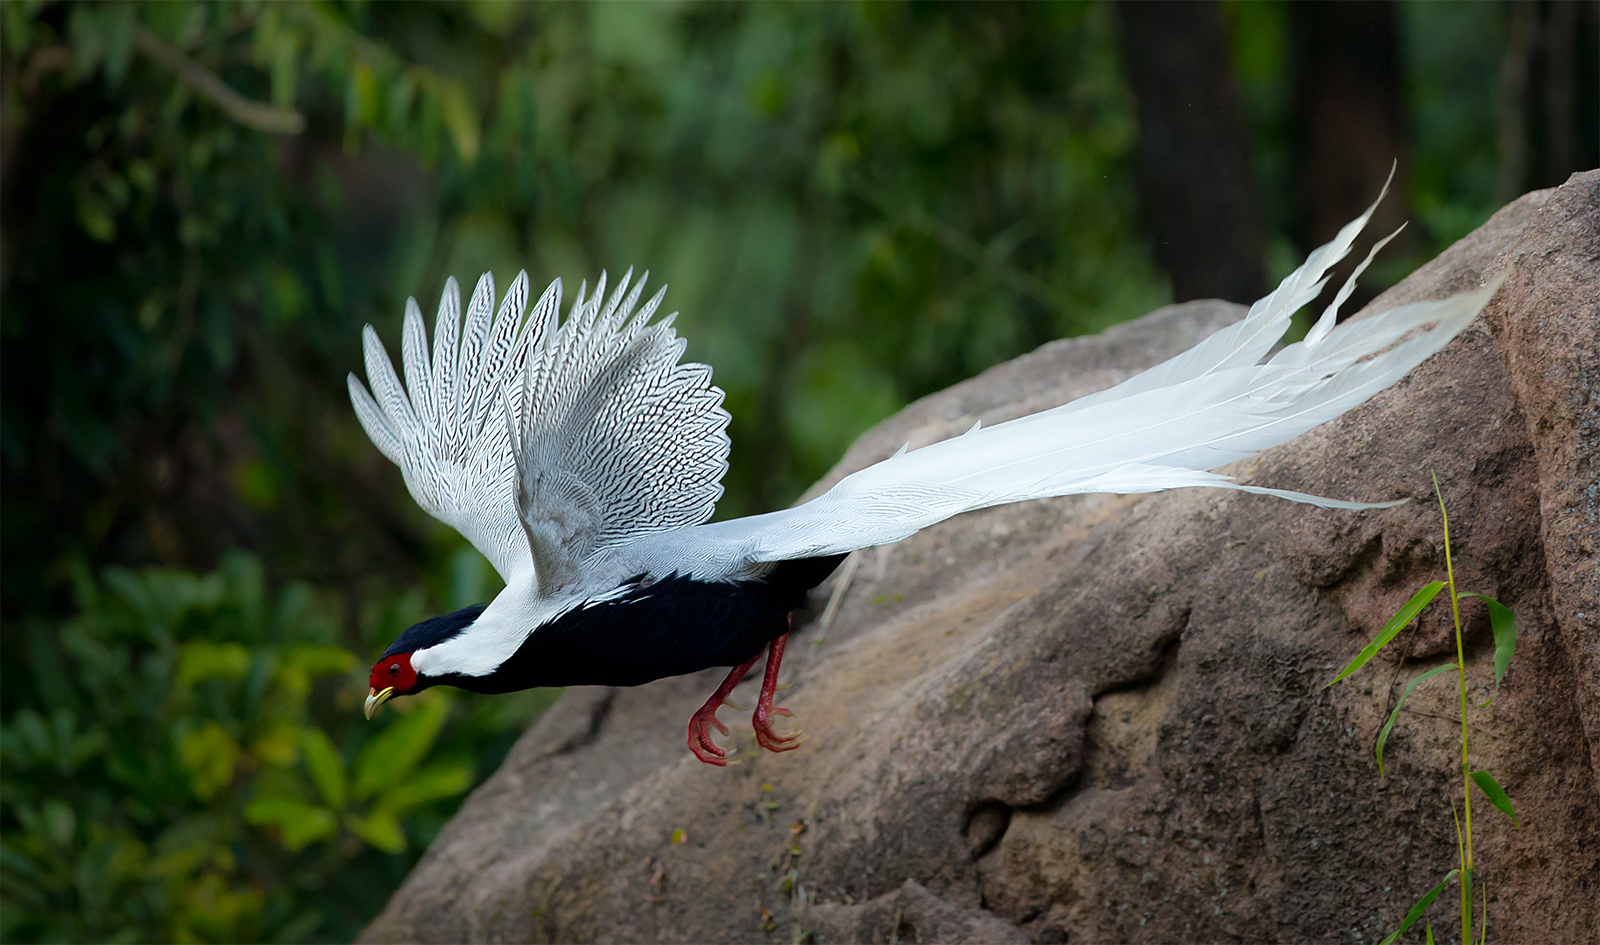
<box><xmin>409</xmin><ymin>568</ymin><xmax>555</xmax><ymax>678</ymax></box>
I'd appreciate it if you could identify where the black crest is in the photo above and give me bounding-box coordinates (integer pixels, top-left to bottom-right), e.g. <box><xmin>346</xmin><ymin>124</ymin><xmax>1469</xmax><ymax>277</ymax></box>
<box><xmin>381</xmin><ymin>604</ymin><xmax>486</xmax><ymax>660</ymax></box>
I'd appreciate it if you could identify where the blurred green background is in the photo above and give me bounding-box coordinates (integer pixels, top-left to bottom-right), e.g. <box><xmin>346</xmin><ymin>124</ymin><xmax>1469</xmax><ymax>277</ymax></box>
<box><xmin>1</xmin><ymin>1</ymin><xmax>1593</xmax><ymax>941</ymax></box>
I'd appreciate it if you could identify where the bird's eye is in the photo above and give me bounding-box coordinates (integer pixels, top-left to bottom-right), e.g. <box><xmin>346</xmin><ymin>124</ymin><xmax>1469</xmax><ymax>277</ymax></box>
<box><xmin>388</xmin><ymin>663</ymin><xmax>400</xmax><ymax>676</ymax></box>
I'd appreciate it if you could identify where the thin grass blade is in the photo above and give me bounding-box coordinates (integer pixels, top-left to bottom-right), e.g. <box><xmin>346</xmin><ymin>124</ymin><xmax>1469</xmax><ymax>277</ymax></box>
<box><xmin>1376</xmin><ymin>663</ymin><xmax>1456</xmax><ymax>777</ymax></box>
<box><xmin>1452</xmin><ymin>801</ymin><xmax>1464</xmax><ymax>868</ymax></box>
<box><xmin>1327</xmin><ymin>581</ymin><xmax>1447</xmax><ymax>686</ymax></box>
<box><xmin>1378</xmin><ymin>870</ymin><xmax>1460</xmax><ymax>945</ymax></box>
<box><xmin>1470</xmin><ymin>770</ymin><xmax>1519</xmax><ymax>827</ymax></box>
<box><xmin>1478</xmin><ymin>878</ymin><xmax>1487</xmax><ymax>945</ymax></box>
<box><xmin>1459</xmin><ymin>592</ymin><xmax>1516</xmax><ymax>705</ymax></box>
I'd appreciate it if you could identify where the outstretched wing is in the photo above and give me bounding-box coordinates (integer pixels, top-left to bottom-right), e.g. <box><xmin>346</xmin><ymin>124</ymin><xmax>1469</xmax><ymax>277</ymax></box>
<box><xmin>349</xmin><ymin>271</ymin><xmax>552</xmax><ymax>583</ymax></box>
<box><xmin>607</xmin><ymin>192</ymin><xmax>1500</xmax><ymax>581</ymax></box>
<box><xmin>505</xmin><ymin>270</ymin><xmax>731</xmax><ymax>594</ymax></box>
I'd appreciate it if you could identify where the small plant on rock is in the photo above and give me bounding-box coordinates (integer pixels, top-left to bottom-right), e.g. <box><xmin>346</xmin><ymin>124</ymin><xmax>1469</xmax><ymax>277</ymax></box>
<box><xmin>1326</xmin><ymin>474</ymin><xmax>1519</xmax><ymax>945</ymax></box>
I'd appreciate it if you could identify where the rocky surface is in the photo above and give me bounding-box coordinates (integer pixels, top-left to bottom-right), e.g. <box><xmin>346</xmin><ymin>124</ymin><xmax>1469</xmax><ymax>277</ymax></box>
<box><xmin>363</xmin><ymin>172</ymin><xmax>1599</xmax><ymax>944</ymax></box>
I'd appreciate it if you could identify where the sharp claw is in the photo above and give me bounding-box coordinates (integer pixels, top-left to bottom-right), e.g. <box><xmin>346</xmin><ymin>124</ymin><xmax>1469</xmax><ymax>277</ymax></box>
<box><xmin>772</xmin><ymin>706</ymin><xmax>792</xmax><ymax>718</ymax></box>
<box><xmin>722</xmin><ymin>697</ymin><xmax>748</xmax><ymax>712</ymax></box>
<box><xmin>755</xmin><ymin>732</ymin><xmax>803</xmax><ymax>753</ymax></box>
<box><xmin>752</xmin><ymin>710</ymin><xmax>804</xmax><ymax>752</ymax></box>
<box><xmin>688</xmin><ymin>705</ymin><xmax>734</xmax><ymax>765</ymax></box>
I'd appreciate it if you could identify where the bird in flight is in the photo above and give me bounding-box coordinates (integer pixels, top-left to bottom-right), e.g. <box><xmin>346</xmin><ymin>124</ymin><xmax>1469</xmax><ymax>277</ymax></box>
<box><xmin>351</xmin><ymin>191</ymin><xmax>1498</xmax><ymax>766</ymax></box>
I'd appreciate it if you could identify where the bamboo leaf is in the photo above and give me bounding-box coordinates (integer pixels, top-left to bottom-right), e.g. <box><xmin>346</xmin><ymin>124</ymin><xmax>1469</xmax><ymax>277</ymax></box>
<box><xmin>1459</xmin><ymin>593</ymin><xmax>1516</xmax><ymax>705</ymax></box>
<box><xmin>1378</xmin><ymin>870</ymin><xmax>1459</xmax><ymax>945</ymax></box>
<box><xmin>1376</xmin><ymin>663</ymin><xmax>1456</xmax><ymax>777</ymax></box>
<box><xmin>1327</xmin><ymin>581</ymin><xmax>1447</xmax><ymax>686</ymax></box>
<box><xmin>1470</xmin><ymin>770</ymin><xmax>1519</xmax><ymax>827</ymax></box>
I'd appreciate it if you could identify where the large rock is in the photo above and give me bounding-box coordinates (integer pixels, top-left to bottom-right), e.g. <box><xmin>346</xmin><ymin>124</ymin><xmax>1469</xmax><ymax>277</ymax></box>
<box><xmin>363</xmin><ymin>173</ymin><xmax>1599</xmax><ymax>944</ymax></box>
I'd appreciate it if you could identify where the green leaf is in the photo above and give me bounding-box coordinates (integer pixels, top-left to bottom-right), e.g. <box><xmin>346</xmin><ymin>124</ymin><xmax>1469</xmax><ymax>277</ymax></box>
<box><xmin>1378</xmin><ymin>869</ymin><xmax>1459</xmax><ymax>945</ymax></box>
<box><xmin>1327</xmin><ymin>582</ymin><xmax>1447</xmax><ymax>686</ymax></box>
<box><xmin>282</xmin><ymin>644</ymin><xmax>356</xmax><ymax>678</ymax></box>
<box><xmin>1470</xmin><ymin>770</ymin><xmax>1519</xmax><ymax>827</ymax></box>
<box><xmin>438</xmin><ymin>80</ymin><xmax>480</xmax><ymax>162</ymax></box>
<box><xmin>375</xmin><ymin>760</ymin><xmax>472</xmax><ymax>816</ymax></box>
<box><xmin>244</xmin><ymin>797</ymin><xmax>338</xmax><ymax>852</ymax></box>
<box><xmin>1376</xmin><ymin>663</ymin><xmax>1456</xmax><ymax>777</ymax></box>
<box><xmin>178</xmin><ymin>722</ymin><xmax>239</xmax><ymax>801</ymax></box>
<box><xmin>251</xmin><ymin>723</ymin><xmax>301</xmax><ymax>767</ymax></box>
<box><xmin>352</xmin><ymin>696</ymin><xmax>449</xmax><ymax>801</ymax></box>
<box><xmin>300</xmin><ymin>728</ymin><xmax>347</xmax><ymax>811</ymax></box>
<box><xmin>177</xmin><ymin>642</ymin><xmax>252</xmax><ymax>687</ymax></box>
<box><xmin>1459</xmin><ymin>593</ymin><xmax>1516</xmax><ymax>705</ymax></box>
<box><xmin>346</xmin><ymin>810</ymin><xmax>405</xmax><ymax>853</ymax></box>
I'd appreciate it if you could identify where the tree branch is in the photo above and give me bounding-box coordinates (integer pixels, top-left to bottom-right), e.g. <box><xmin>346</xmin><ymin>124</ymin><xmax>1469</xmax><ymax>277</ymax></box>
<box><xmin>132</xmin><ymin>26</ymin><xmax>304</xmax><ymax>135</ymax></box>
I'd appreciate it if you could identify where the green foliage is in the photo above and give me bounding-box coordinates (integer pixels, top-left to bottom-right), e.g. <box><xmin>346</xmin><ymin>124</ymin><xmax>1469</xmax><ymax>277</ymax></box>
<box><xmin>1378</xmin><ymin>870</ymin><xmax>1459</xmax><ymax>945</ymax></box>
<box><xmin>0</xmin><ymin>553</ymin><xmax>552</xmax><ymax>943</ymax></box>
<box><xmin>1326</xmin><ymin>480</ymin><xmax>1520</xmax><ymax>943</ymax></box>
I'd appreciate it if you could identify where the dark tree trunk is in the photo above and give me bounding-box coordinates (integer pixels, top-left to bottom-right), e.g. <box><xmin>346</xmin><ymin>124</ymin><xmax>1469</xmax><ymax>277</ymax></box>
<box><xmin>1499</xmin><ymin>0</ymin><xmax>1599</xmax><ymax>200</ymax></box>
<box><xmin>1289</xmin><ymin>0</ymin><xmax>1410</xmax><ymax>312</ymax></box>
<box><xmin>1113</xmin><ymin>0</ymin><xmax>1266</xmax><ymax>305</ymax></box>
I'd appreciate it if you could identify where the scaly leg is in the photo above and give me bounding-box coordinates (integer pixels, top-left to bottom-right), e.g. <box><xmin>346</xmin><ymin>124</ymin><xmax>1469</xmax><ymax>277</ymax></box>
<box><xmin>752</xmin><ymin>629</ymin><xmax>803</xmax><ymax>753</ymax></box>
<box><xmin>687</xmin><ymin>651</ymin><xmax>761</xmax><ymax>766</ymax></box>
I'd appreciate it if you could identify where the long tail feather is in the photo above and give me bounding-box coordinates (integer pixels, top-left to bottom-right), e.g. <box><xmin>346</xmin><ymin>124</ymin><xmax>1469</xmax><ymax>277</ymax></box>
<box><xmin>641</xmin><ymin>190</ymin><xmax>1505</xmax><ymax>572</ymax></box>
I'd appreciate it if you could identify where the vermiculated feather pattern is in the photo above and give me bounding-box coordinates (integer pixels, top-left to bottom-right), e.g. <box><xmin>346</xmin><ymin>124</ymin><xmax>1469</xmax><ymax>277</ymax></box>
<box><xmin>508</xmin><ymin>269</ymin><xmax>732</xmax><ymax>592</ymax></box>
<box><xmin>349</xmin><ymin>273</ymin><xmax>536</xmax><ymax>584</ymax></box>
<box><xmin>350</xmin><ymin>268</ymin><xmax>732</xmax><ymax>597</ymax></box>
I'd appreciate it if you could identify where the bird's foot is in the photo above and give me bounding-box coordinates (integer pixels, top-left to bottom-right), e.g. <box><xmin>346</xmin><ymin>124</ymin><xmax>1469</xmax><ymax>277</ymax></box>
<box><xmin>751</xmin><ymin>632</ymin><xmax>803</xmax><ymax>753</ymax></box>
<box><xmin>687</xmin><ymin>699</ymin><xmax>732</xmax><ymax>765</ymax></box>
<box><xmin>687</xmin><ymin>651</ymin><xmax>762</xmax><ymax>766</ymax></box>
<box><xmin>752</xmin><ymin>701</ymin><xmax>803</xmax><ymax>752</ymax></box>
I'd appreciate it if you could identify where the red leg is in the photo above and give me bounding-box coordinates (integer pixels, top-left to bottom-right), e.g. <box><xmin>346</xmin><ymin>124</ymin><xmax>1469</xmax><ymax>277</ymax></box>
<box><xmin>687</xmin><ymin>652</ymin><xmax>761</xmax><ymax>766</ymax></box>
<box><xmin>752</xmin><ymin>630</ymin><xmax>803</xmax><ymax>753</ymax></box>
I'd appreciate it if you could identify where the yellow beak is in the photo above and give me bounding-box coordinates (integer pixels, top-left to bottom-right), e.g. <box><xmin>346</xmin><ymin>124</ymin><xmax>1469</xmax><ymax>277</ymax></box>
<box><xmin>364</xmin><ymin>687</ymin><xmax>395</xmax><ymax>720</ymax></box>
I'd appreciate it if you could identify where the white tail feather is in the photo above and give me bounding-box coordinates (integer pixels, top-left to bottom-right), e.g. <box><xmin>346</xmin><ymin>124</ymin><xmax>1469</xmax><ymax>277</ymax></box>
<box><xmin>620</xmin><ymin>189</ymin><xmax>1503</xmax><ymax>576</ymax></box>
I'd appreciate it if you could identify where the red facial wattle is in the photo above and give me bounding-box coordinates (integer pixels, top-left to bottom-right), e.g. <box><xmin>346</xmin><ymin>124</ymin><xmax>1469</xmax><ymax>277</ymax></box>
<box><xmin>365</xmin><ymin>654</ymin><xmax>417</xmax><ymax>719</ymax></box>
<box><xmin>369</xmin><ymin>653</ymin><xmax>417</xmax><ymax>693</ymax></box>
